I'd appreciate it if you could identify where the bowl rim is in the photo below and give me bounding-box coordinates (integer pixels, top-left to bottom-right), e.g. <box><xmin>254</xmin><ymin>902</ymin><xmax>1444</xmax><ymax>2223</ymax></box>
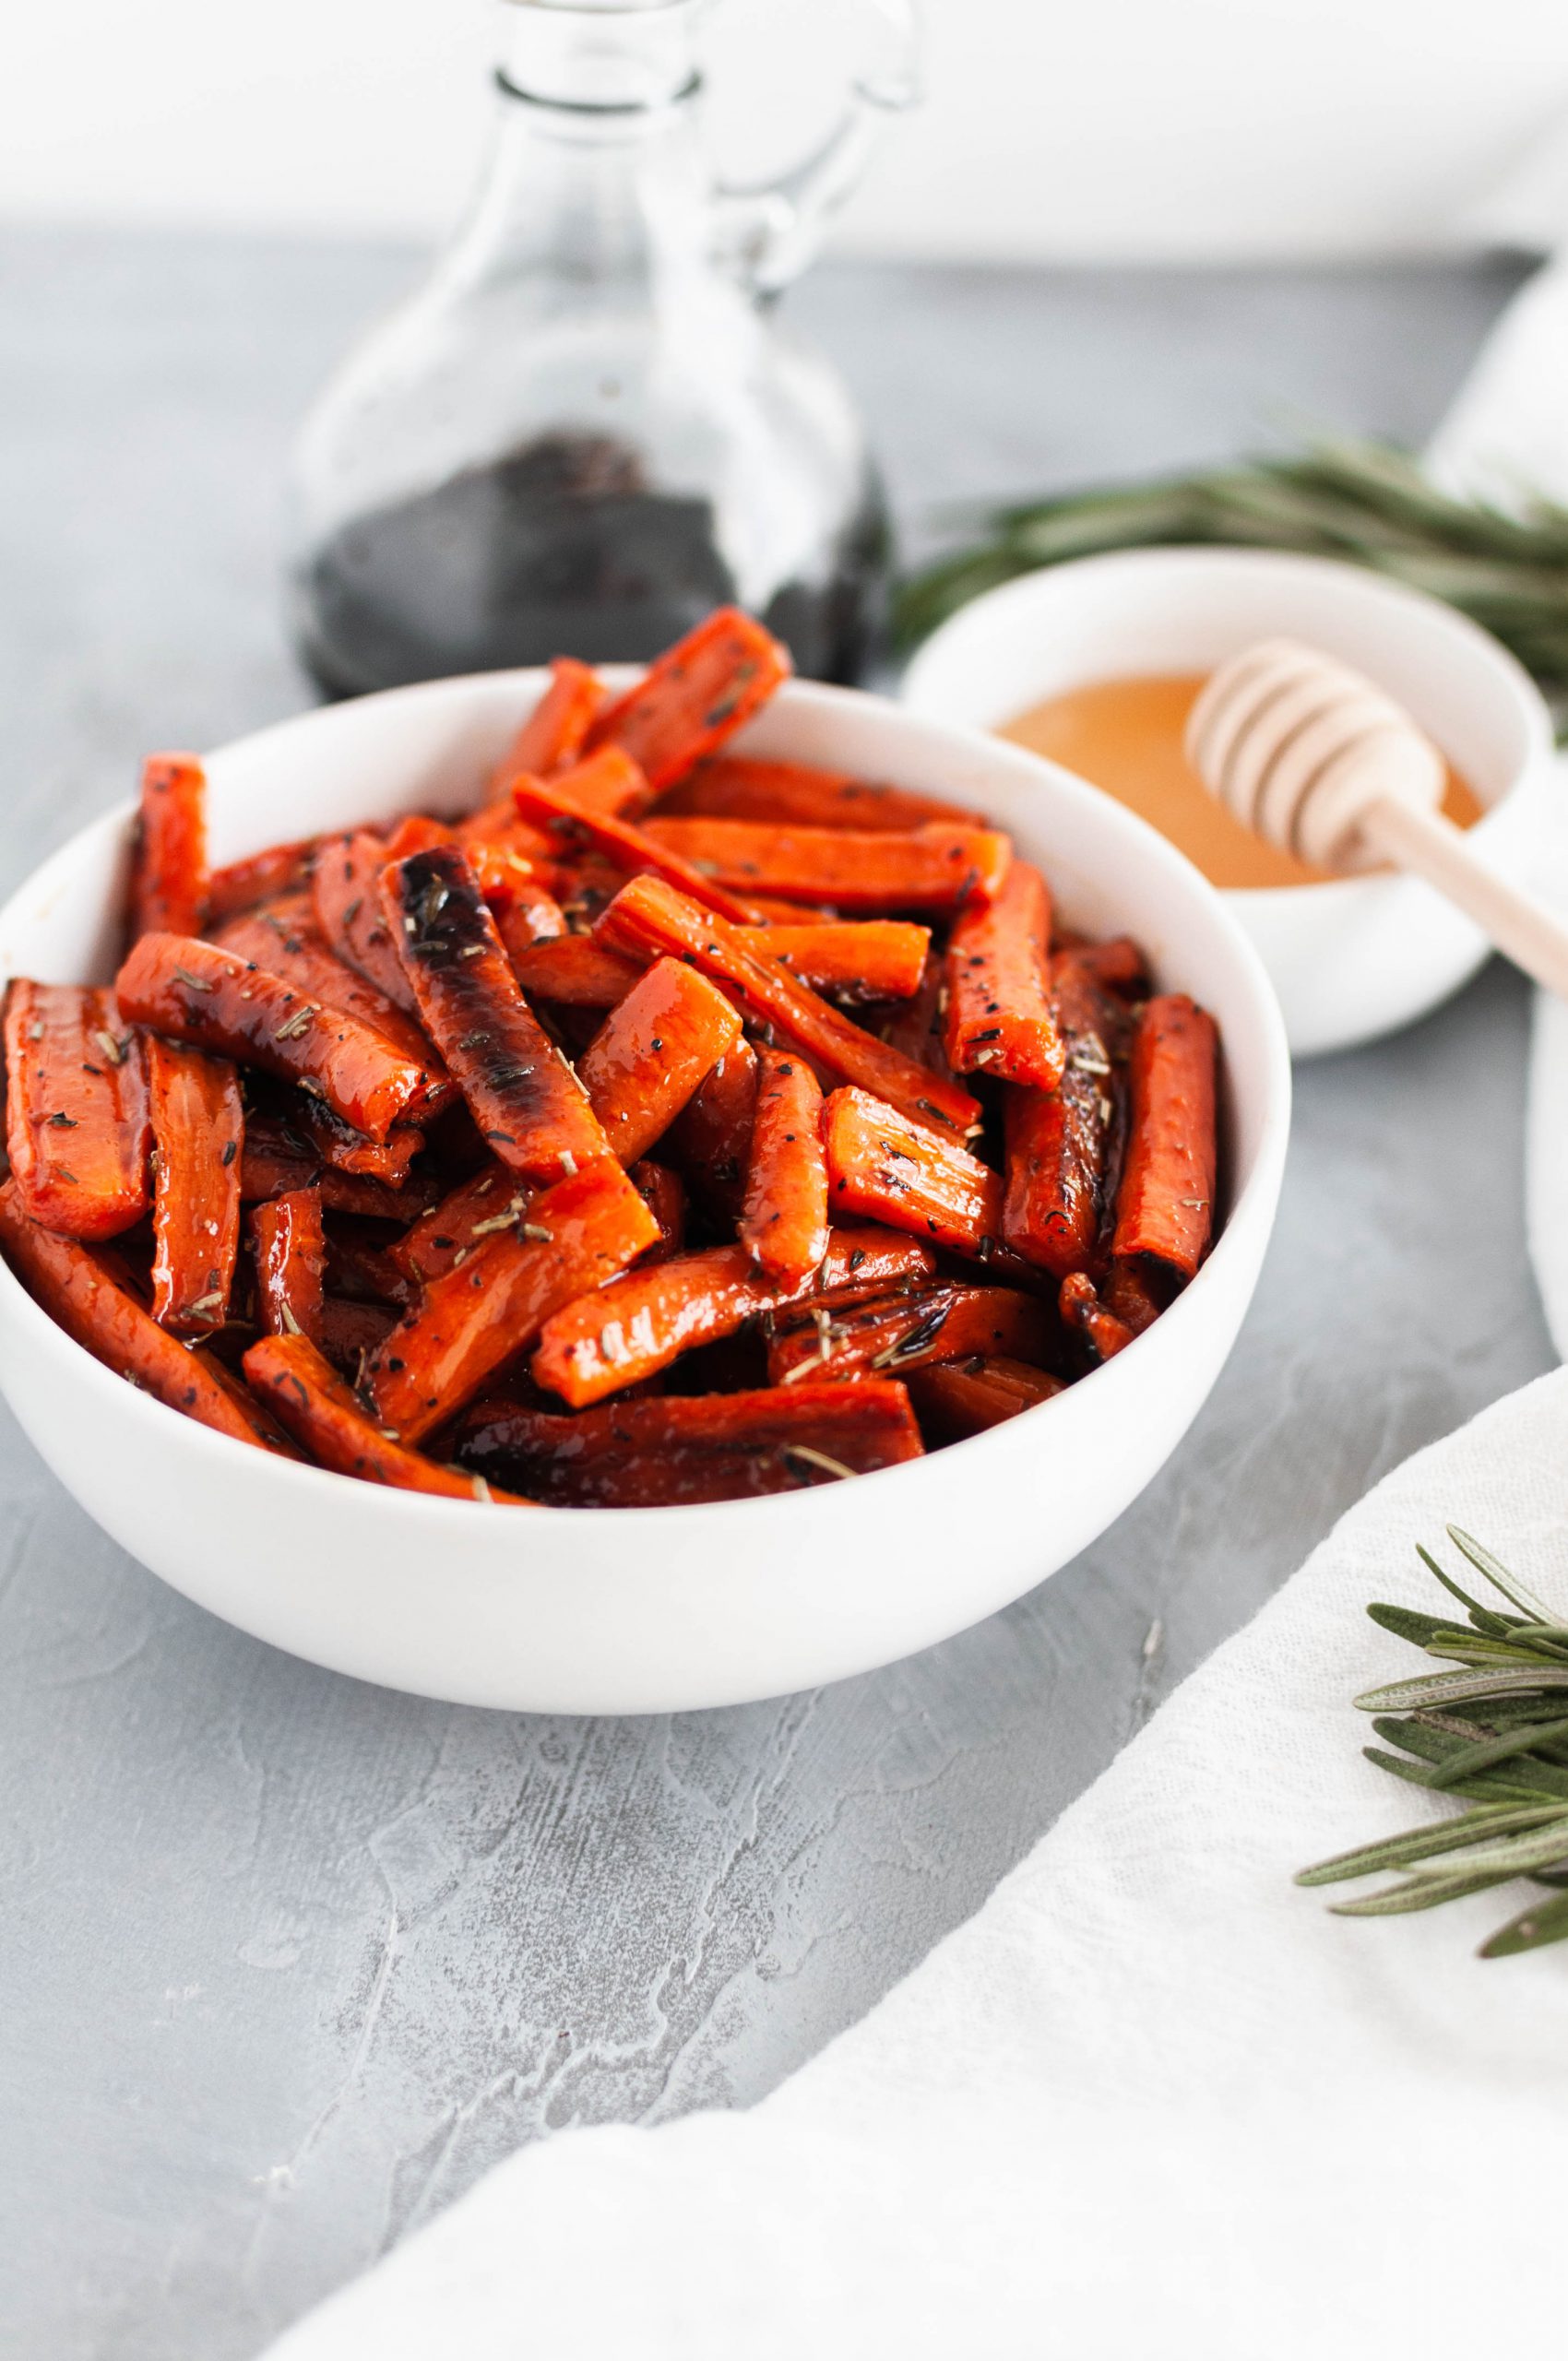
<box><xmin>899</xmin><ymin>542</ymin><xmax>1557</xmax><ymax>911</ymax></box>
<box><xmin>0</xmin><ymin>670</ymin><xmax>1291</xmax><ymax>1534</ymax></box>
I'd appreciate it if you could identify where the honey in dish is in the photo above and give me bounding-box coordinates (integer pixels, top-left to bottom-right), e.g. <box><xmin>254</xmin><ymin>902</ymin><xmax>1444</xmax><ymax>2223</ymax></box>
<box><xmin>1001</xmin><ymin>672</ymin><xmax>1483</xmax><ymax>890</ymax></box>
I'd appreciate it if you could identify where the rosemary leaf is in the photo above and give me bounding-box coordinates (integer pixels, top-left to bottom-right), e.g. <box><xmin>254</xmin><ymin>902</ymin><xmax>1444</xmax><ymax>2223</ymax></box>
<box><xmin>1479</xmin><ymin>1891</ymin><xmax>1568</xmax><ymax>1958</ymax></box>
<box><xmin>1296</xmin><ymin>1804</ymin><xmax>1564</xmax><ymax>1889</ymax></box>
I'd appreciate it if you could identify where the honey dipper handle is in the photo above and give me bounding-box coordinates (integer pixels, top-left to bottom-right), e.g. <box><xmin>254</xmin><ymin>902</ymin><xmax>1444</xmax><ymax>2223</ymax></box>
<box><xmin>1360</xmin><ymin>795</ymin><xmax>1568</xmax><ymax>1000</ymax></box>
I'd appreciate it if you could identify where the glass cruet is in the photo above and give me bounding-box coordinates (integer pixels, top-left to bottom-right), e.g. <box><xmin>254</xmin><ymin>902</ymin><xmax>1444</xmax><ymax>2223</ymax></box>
<box><xmin>287</xmin><ymin>0</ymin><xmax>921</xmax><ymax>698</ymax></box>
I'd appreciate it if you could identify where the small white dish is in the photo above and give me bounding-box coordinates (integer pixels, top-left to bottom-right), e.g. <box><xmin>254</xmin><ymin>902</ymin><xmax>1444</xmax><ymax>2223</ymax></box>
<box><xmin>0</xmin><ymin>673</ymin><xmax>1289</xmax><ymax>1714</ymax></box>
<box><xmin>901</xmin><ymin>547</ymin><xmax>1560</xmax><ymax>1057</ymax></box>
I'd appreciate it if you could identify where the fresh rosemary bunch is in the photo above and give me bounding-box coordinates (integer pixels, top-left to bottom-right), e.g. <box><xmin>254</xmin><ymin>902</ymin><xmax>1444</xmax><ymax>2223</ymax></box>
<box><xmin>894</xmin><ymin>435</ymin><xmax>1568</xmax><ymax>718</ymax></box>
<box><xmin>1297</xmin><ymin>1527</ymin><xmax>1568</xmax><ymax>1957</ymax></box>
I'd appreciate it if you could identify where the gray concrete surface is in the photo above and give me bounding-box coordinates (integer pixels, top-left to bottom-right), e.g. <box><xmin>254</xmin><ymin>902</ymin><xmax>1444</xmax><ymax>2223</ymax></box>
<box><xmin>0</xmin><ymin>228</ymin><xmax>1550</xmax><ymax>2360</ymax></box>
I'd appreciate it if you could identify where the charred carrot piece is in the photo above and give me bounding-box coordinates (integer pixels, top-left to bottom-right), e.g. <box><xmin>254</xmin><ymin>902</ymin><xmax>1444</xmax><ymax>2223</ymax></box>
<box><xmin>1060</xmin><ymin>1271</ymin><xmax>1134</xmax><ymax>1362</ymax></box>
<box><xmin>878</xmin><ymin>953</ymin><xmax>955</xmax><ymax>1077</ymax></box>
<box><xmin>206</xmin><ymin>838</ymin><xmax>316</xmax><ymax>924</ymax></box>
<box><xmin>327</xmin><ymin>1227</ymin><xmax>415</xmax><ymax>1309</ymax></box>
<box><xmin>386</xmin><ymin>1162</ymin><xmax>530</xmax><ymax>1286</ymax></box>
<box><xmin>1001</xmin><ymin>949</ymin><xmax>1129</xmax><ymax>1278</ymax></box>
<box><xmin>944</xmin><ymin>860</ymin><xmax>1063</xmax><ymax>1088</ymax></box>
<box><xmin>595</xmin><ymin>875</ymin><xmax>980</xmax><ymax>1138</ymax></box>
<box><xmin>659</xmin><ymin>755</ymin><xmax>973</xmax><ymax>832</ymax></box>
<box><xmin>250</xmin><ymin>1184</ymin><xmax>327</xmax><ymax>1342</ymax></box>
<box><xmin>133</xmin><ymin>753</ymin><xmax>208</xmax><ymax>939</ymax></box>
<box><xmin>905</xmin><ymin>1355</ymin><xmax>1063</xmax><ymax>1442</ymax></box>
<box><xmin>1111</xmin><ymin>994</ymin><xmax>1218</xmax><ymax>1280</ymax></box>
<box><xmin>493</xmin><ymin>658</ymin><xmax>604</xmax><ymax>782</ymax></box>
<box><xmin>4</xmin><ymin>981</ymin><xmax>150</xmax><ymax>1240</ymax></box>
<box><xmin>740</xmin><ymin>922</ymin><xmax>929</xmax><ymax>1004</ymax></box>
<box><xmin>453</xmin><ymin>1377</ymin><xmax>921</xmax><ymax>1508</ymax></box>
<box><xmin>586</xmin><ymin>608</ymin><xmax>791</xmax><ymax>794</ymax></box>
<box><xmin>237</xmin><ymin>1117</ymin><xmax>445</xmax><ymax>1220</ymax></box>
<box><xmin>740</xmin><ymin>1048</ymin><xmax>828</xmax><ymax>1287</ymax></box>
<box><xmin>313</xmin><ymin>830</ymin><xmax>422</xmax><ymax>1014</ymax></box>
<box><xmin>629</xmin><ymin>1158</ymin><xmax>685</xmax><ymax>1261</ymax></box>
<box><xmin>0</xmin><ymin>1178</ymin><xmax>292</xmax><ymax>1452</ymax></box>
<box><xmin>291</xmin><ymin>1099</ymin><xmax>424</xmax><ymax>1185</ymax></box>
<box><xmin>642</xmin><ymin>818</ymin><xmax>1012</xmax><ymax>914</ymax></box>
<box><xmin>244</xmin><ymin>1332</ymin><xmax>529</xmax><ymax>1501</ymax></box>
<box><xmin>115</xmin><ymin>933</ymin><xmax>430</xmax><ymax>1143</ymax></box>
<box><xmin>363</xmin><ymin>1156</ymin><xmax>659</xmax><ymax>1442</ymax></box>
<box><xmin>663</xmin><ymin>1037</ymin><xmax>757</xmax><ymax>1215</ymax></box>
<box><xmin>509</xmin><ymin>775</ymin><xmax>757</xmax><ymax>923</ymax></box>
<box><xmin>531</xmin><ymin>1226</ymin><xmax>935</xmax><ymax>1406</ymax></box>
<box><xmin>212</xmin><ymin>895</ymin><xmax>451</xmax><ymax>1116</ymax></box>
<box><xmin>767</xmin><ymin>1283</ymin><xmax>1055</xmax><ymax>1386</ymax></box>
<box><xmin>822</xmin><ymin>1086</ymin><xmax>1003</xmax><ymax>1259</ymax></box>
<box><xmin>145</xmin><ymin>1037</ymin><xmax>243</xmax><ymax>1335</ymax></box>
<box><xmin>576</xmin><ymin>955</ymin><xmax>742</xmax><ymax>1166</ymax></box>
<box><xmin>381</xmin><ymin>844</ymin><xmax>609</xmax><ymax>1184</ymax></box>
<box><xmin>509</xmin><ymin>936</ymin><xmax>643</xmax><ymax>1010</ymax></box>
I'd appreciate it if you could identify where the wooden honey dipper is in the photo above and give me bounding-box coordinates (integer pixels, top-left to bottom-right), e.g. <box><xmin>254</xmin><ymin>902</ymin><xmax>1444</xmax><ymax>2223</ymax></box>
<box><xmin>1185</xmin><ymin>637</ymin><xmax>1568</xmax><ymax>998</ymax></box>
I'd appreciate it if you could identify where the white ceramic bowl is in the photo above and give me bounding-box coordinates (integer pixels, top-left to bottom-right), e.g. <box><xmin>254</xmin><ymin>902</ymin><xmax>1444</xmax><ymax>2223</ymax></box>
<box><xmin>0</xmin><ymin>673</ymin><xmax>1289</xmax><ymax>1714</ymax></box>
<box><xmin>901</xmin><ymin>547</ymin><xmax>1559</xmax><ymax>1057</ymax></box>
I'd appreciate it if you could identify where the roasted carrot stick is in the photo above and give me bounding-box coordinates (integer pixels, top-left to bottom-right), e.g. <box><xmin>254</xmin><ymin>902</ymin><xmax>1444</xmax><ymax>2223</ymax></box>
<box><xmin>509</xmin><ymin>936</ymin><xmax>644</xmax><ymax>1009</ymax></box>
<box><xmin>206</xmin><ymin>838</ymin><xmax>316</xmax><ymax>923</ymax></box>
<box><xmin>0</xmin><ymin>1178</ymin><xmax>292</xmax><ymax>1452</ymax></box>
<box><xmin>943</xmin><ymin>860</ymin><xmax>1063</xmax><ymax>1088</ymax></box>
<box><xmin>821</xmin><ymin>1085</ymin><xmax>1004</xmax><ymax>1259</ymax></box>
<box><xmin>249</xmin><ymin>1185</ymin><xmax>327</xmax><ymax>1342</ymax></box>
<box><xmin>244</xmin><ymin>1331</ymin><xmax>529</xmax><ymax>1501</ymax></box>
<box><xmin>629</xmin><ymin>1158</ymin><xmax>685</xmax><ymax>1261</ymax></box>
<box><xmin>878</xmin><ymin>953</ymin><xmax>955</xmax><ymax>1076</ymax></box>
<box><xmin>386</xmin><ymin>1162</ymin><xmax>529</xmax><ymax>1286</ymax></box>
<box><xmin>452</xmin><ymin>1378</ymin><xmax>922</xmax><ymax>1508</ymax></box>
<box><xmin>1000</xmin><ymin>948</ymin><xmax>1127</xmax><ymax>1278</ymax></box>
<box><xmin>585</xmin><ymin>607</ymin><xmax>791</xmax><ymax>793</ymax></box>
<box><xmin>238</xmin><ymin>1116</ymin><xmax>445</xmax><ymax>1220</ymax></box>
<box><xmin>1068</xmin><ymin>935</ymin><xmax>1147</xmax><ymax>995</ymax></box>
<box><xmin>145</xmin><ymin>1037</ymin><xmax>243</xmax><ymax>1335</ymax></box>
<box><xmin>114</xmin><ymin>933</ymin><xmax>430</xmax><ymax>1143</ymax></box>
<box><xmin>1111</xmin><ymin>994</ymin><xmax>1218</xmax><ymax>1280</ymax></box>
<box><xmin>212</xmin><ymin>895</ymin><xmax>451</xmax><ymax>1114</ymax></box>
<box><xmin>380</xmin><ymin>844</ymin><xmax>609</xmax><ymax>1184</ymax></box>
<box><xmin>291</xmin><ymin>1099</ymin><xmax>424</xmax><ymax>1185</ymax></box>
<box><xmin>663</xmin><ymin>1037</ymin><xmax>757</xmax><ymax>1214</ymax></box>
<box><xmin>904</xmin><ymin>1355</ymin><xmax>1064</xmax><ymax>1442</ymax></box>
<box><xmin>740</xmin><ymin>1048</ymin><xmax>828</xmax><ymax>1287</ymax></box>
<box><xmin>362</xmin><ymin>1156</ymin><xmax>659</xmax><ymax>1442</ymax></box>
<box><xmin>1060</xmin><ymin>1271</ymin><xmax>1134</xmax><ymax>1362</ymax></box>
<box><xmin>1102</xmin><ymin>1257</ymin><xmax>1169</xmax><ymax>1335</ymax></box>
<box><xmin>575</xmin><ymin>955</ymin><xmax>742</xmax><ymax>1165</ymax></box>
<box><xmin>531</xmin><ymin>1227</ymin><xmax>935</xmax><ymax>1406</ymax></box>
<box><xmin>742</xmin><ymin>922</ymin><xmax>929</xmax><ymax>1003</ymax></box>
<box><xmin>539</xmin><ymin>745</ymin><xmax>650</xmax><ymax>819</ymax></box>
<box><xmin>595</xmin><ymin>875</ymin><xmax>980</xmax><ymax>1138</ymax></box>
<box><xmin>493</xmin><ymin>658</ymin><xmax>603</xmax><ymax>782</ymax></box>
<box><xmin>313</xmin><ymin>830</ymin><xmax>422</xmax><ymax>1014</ymax></box>
<box><xmin>659</xmin><ymin>755</ymin><xmax>973</xmax><ymax>833</ymax></box>
<box><xmin>4</xmin><ymin>982</ymin><xmax>150</xmax><ymax>1240</ymax></box>
<box><xmin>133</xmin><ymin>753</ymin><xmax>208</xmax><ymax>939</ymax></box>
<box><xmin>508</xmin><ymin>775</ymin><xmax>758</xmax><ymax>923</ymax></box>
<box><xmin>767</xmin><ymin>1284</ymin><xmax>1055</xmax><ymax>1386</ymax></box>
<box><xmin>641</xmin><ymin>818</ymin><xmax>1013</xmax><ymax>914</ymax></box>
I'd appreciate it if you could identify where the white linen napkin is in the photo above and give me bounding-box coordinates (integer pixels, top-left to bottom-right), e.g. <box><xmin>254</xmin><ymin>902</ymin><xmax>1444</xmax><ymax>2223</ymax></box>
<box><xmin>270</xmin><ymin>1370</ymin><xmax>1568</xmax><ymax>2359</ymax></box>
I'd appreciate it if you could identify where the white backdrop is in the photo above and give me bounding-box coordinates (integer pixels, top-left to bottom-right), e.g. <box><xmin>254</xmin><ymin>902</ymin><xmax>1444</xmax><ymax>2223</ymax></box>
<box><xmin>5</xmin><ymin>0</ymin><xmax>1568</xmax><ymax>262</ymax></box>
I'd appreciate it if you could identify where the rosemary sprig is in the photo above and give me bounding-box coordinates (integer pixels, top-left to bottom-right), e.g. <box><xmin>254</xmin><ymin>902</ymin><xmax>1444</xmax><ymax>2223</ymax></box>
<box><xmin>894</xmin><ymin>433</ymin><xmax>1568</xmax><ymax>724</ymax></box>
<box><xmin>1297</xmin><ymin>1527</ymin><xmax>1568</xmax><ymax>1957</ymax></box>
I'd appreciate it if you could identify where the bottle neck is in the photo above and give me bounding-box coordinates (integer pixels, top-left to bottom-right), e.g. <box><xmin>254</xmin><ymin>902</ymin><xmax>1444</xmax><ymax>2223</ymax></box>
<box><xmin>496</xmin><ymin>0</ymin><xmax>700</xmax><ymax>113</ymax></box>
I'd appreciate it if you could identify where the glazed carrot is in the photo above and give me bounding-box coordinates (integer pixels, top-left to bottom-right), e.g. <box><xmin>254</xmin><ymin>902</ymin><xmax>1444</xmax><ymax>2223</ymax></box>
<box><xmin>133</xmin><ymin>753</ymin><xmax>208</xmax><ymax>939</ymax></box>
<box><xmin>905</xmin><ymin>1356</ymin><xmax>1064</xmax><ymax>1442</ymax></box>
<box><xmin>509</xmin><ymin>775</ymin><xmax>757</xmax><ymax>923</ymax></box>
<box><xmin>380</xmin><ymin>844</ymin><xmax>608</xmax><ymax>1184</ymax></box>
<box><xmin>244</xmin><ymin>1332</ymin><xmax>530</xmax><ymax>1502</ymax></box>
<box><xmin>466</xmin><ymin>840</ymin><xmax>566</xmax><ymax>956</ymax></box>
<box><xmin>4</xmin><ymin>981</ymin><xmax>150</xmax><ymax>1240</ymax></box>
<box><xmin>386</xmin><ymin>1162</ymin><xmax>529</xmax><ymax>1286</ymax></box>
<box><xmin>1102</xmin><ymin>1257</ymin><xmax>1168</xmax><ymax>1335</ymax></box>
<box><xmin>509</xmin><ymin>936</ymin><xmax>644</xmax><ymax>1009</ymax></box>
<box><xmin>595</xmin><ymin>875</ymin><xmax>980</xmax><ymax>1137</ymax></box>
<box><xmin>493</xmin><ymin>657</ymin><xmax>603</xmax><ymax>781</ymax></box>
<box><xmin>576</xmin><ymin>955</ymin><xmax>742</xmax><ymax>1165</ymax></box>
<box><xmin>315</xmin><ymin>1293</ymin><xmax>398</xmax><ymax>1375</ymax></box>
<box><xmin>327</xmin><ymin>1226</ymin><xmax>415</xmax><ymax>1308</ymax></box>
<box><xmin>291</xmin><ymin>1099</ymin><xmax>424</xmax><ymax>1185</ymax></box>
<box><xmin>0</xmin><ymin>1178</ymin><xmax>291</xmax><ymax>1452</ymax></box>
<box><xmin>250</xmin><ymin>1185</ymin><xmax>327</xmax><ymax>1342</ymax></box>
<box><xmin>1060</xmin><ymin>1270</ymin><xmax>1134</xmax><ymax>1362</ymax></box>
<box><xmin>740</xmin><ymin>1048</ymin><xmax>828</xmax><ymax>1287</ymax></box>
<box><xmin>381</xmin><ymin>814</ymin><xmax>454</xmax><ymax>864</ymax></box>
<box><xmin>363</xmin><ymin>1156</ymin><xmax>659</xmax><ymax>1442</ymax></box>
<box><xmin>114</xmin><ymin>933</ymin><xmax>429</xmax><ymax>1143</ymax></box>
<box><xmin>1111</xmin><ymin>994</ymin><xmax>1218</xmax><ymax>1280</ymax></box>
<box><xmin>943</xmin><ymin>860</ymin><xmax>1063</xmax><ymax>1088</ymax></box>
<box><xmin>822</xmin><ymin>1086</ymin><xmax>1003</xmax><ymax>1259</ymax></box>
<box><xmin>740</xmin><ymin>922</ymin><xmax>929</xmax><ymax>1004</ymax></box>
<box><xmin>767</xmin><ymin>1284</ymin><xmax>1055</xmax><ymax>1386</ymax></box>
<box><xmin>659</xmin><ymin>755</ymin><xmax>972</xmax><ymax>833</ymax></box>
<box><xmin>206</xmin><ymin>838</ymin><xmax>316</xmax><ymax>923</ymax></box>
<box><xmin>878</xmin><ymin>953</ymin><xmax>954</xmax><ymax>1075</ymax></box>
<box><xmin>531</xmin><ymin>1227</ymin><xmax>934</xmax><ymax>1406</ymax></box>
<box><xmin>313</xmin><ymin>830</ymin><xmax>422</xmax><ymax>1014</ymax></box>
<box><xmin>641</xmin><ymin>819</ymin><xmax>1012</xmax><ymax>914</ymax></box>
<box><xmin>237</xmin><ymin>1117</ymin><xmax>445</xmax><ymax>1220</ymax></box>
<box><xmin>452</xmin><ymin>1378</ymin><xmax>922</xmax><ymax>1508</ymax></box>
<box><xmin>1001</xmin><ymin>950</ymin><xmax>1127</xmax><ymax>1278</ymax></box>
<box><xmin>585</xmin><ymin>607</ymin><xmax>791</xmax><ymax>793</ymax></box>
<box><xmin>539</xmin><ymin>745</ymin><xmax>649</xmax><ymax>819</ymax></box>
<box><xmin>212</xmin><ymin>896</ymin><xmax>452</xmax><ymax>1114</ymax></box>
<box><xmin>1069</xmin><ymin>935</ymin><xmax>1147</xmax><ymax>995</ymax></box>
<box><xmin>663</xmin><ymin>1037</ymin><xmax>757</xmax><ymax>1214</ymax></box>
<box><xmin>629</xmin><ymin>1158</ymin><xmax>685</xmax><ymax>1261</ymax></box>
<box><xmin>145</xmin><ymin>1037</ymin><xmax>243</xmax><ymax>1334</ymax></box>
